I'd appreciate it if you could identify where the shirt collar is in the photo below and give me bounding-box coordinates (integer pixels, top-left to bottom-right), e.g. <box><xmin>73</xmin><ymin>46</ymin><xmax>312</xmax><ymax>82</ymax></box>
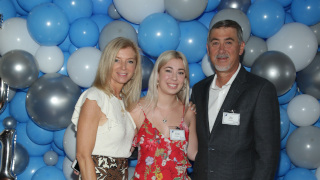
<box><xmin>211</xmin><ymin>63</ymin><xmax>241</xmax><ymax>90</ymax></box>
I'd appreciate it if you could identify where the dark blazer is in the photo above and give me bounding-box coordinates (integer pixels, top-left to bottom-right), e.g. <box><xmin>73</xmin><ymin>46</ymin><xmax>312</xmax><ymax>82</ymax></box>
<box><xmin>191</xmin><ymin>66</ymin><xmax>280</xmax><ymax>180</ymax></box>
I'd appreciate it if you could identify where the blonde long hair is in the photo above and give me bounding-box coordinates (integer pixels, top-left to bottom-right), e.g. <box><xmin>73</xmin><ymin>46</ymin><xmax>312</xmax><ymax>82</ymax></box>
<box><xmin>93</xmin><ymin>37</ymin><xmax>142</xmax><ymax>111</ymax></box>
<box><xmin>144</xmin><ymin>50</ymin><xmax>190</xmax><ymax>111</ymax></box>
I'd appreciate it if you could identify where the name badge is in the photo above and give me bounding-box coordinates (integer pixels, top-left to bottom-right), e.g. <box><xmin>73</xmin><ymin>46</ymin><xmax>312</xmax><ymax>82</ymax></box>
<box><xmin>222</xmin><ymin>112</ymin><xmax>240</xmax><ymax>126</ymax></box>
<box><xmin>170</xmin><ymin>129</ymin><xmax>186</xmax><ymax>140</ymax></box>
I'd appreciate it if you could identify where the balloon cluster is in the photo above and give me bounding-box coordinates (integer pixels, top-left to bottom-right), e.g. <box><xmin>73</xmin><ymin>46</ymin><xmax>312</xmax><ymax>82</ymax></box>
<box><xmin>0</xmin><ymin>0</ymin><xmax>320</xmax><ymax>179</ymax></box>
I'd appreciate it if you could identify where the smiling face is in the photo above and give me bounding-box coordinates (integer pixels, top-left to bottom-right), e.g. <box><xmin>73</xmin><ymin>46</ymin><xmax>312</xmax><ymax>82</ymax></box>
<box><xmin>157</xmin><ymin>58</ymin><xmax>186</xmax><ymax>96</ymax></box>
<box><xmin>110</xmin><ymin>47</ymin><xmax>137</xmax><ymax>89</ymax></box>
<box><xmin>207</xmin><ymin>27</ymin><xmax>245</xmax><ymax>74</ymax></box>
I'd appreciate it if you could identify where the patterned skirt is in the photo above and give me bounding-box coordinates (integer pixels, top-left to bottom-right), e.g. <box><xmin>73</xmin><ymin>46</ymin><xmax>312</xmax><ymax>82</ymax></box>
<box><xmin>91</xmin><ymin>155</ymin><xmax>128</xmax><ymax>180</ymax></box>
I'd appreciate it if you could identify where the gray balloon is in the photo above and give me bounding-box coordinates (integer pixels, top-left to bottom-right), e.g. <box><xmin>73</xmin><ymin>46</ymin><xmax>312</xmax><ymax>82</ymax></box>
<box><xmin>7</xmin><ymin>87</ymin><xmax>16</xmax><ymax>102</ymax></box>
<box><xmin>108</xmin><ymin>3</ymin><xmax>121</xmax><ymax>20</ymax></box>
<box><xmin>12</xmin><ymin>143</ymin><xmax>29</xmax><ymax>175</ymax></box>
<box><xmin>251</xmin><ymin>51</ymin><xmax>296</xmax><ymax>96</ymax></box>
<box><xmin>286</xmin><ymin>126</ymin><xmax>320</xmax><ymax>169</ymax></box>
<box><xmin>0</xmin><ymin>78</ymin><xmax>9</xmax><ymax>114</ymax></box>
<box><xmin>297</xmin><ymin>52</ymin><xmax>320</xmax><ymax>99</ymax></box>
<box><xmin>0</xmin><ymin>50</ymin><xmax>39</xmax><ymax>89</ymax></box>
<box><xmin>26</xmin><ymin>73</ymin><xmax>82</xmax><ymax>131</ymax></box>
<box><xmin>141</xmin><ymin>55</ymin><xmax>154</xmax><ymax>90</ymax></box>
<box><xmin>242</xmin><ymin>36</ymin><xmax>268</xmax><ymax>67</ymax></box>
<box><xmin>217</xmin><ymin>0</ymin><xmax>251</xmax><ymax>13</ymax></box>
<box><xmin>43</xmin><ymin>150</ymin><xmax>59</xmax><ymax>166</ymax></box>
<box><xmin>164</xmin><ymin>0</ymin><xmax>208</xmax><ymax>21</ymax></box>
<box><xmin>310</xmin><ymin>22</ymin><xmax>320</xmax><ymax>45</ymax></box>
<box><xmin>98</xmin><ymin>20</ymin><xmax>137</xmax><ymax>51</ymax></box>
<box><xmin>2</xmin><ymin>117</ymin><xmax>17</xmax><ymax>129</ymax></box>
<box><xmin>209</xmin><ymin>8</ymin><xmax>251</xmax><ymax>42</ymax></box>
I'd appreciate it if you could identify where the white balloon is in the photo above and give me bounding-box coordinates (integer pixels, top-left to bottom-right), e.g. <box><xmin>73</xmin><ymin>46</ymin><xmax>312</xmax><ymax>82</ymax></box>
<box><xmin>287</xmin><ymin>94</ymin><xmax>320</xmax><ymax>127</ymax></box>
<box><xmin>267</xmin><ymin>23</ymin><xmax>318</xmax><ymax>72</ymax></box>
<box><xmin>164</xmin><ymin>0</ymin><xmax>207</xmax><ymax>21</ymax></box>
<box><xmin>316</xmin><ymin>166</ymin><xmax>320</xmax><ymax>180</ymax></box>
<box><xmin>67</xmin><ymin>47</ymin><xmax>101</xmax><ymax>88</ymax></box>
<box><xmin>62</xmin><ymin>156</ymin><xmax>78</xmax><ymax>180</ymax></box>
<box><xmin>113</xmin><ymin>0</ymin><xmax>165</xmax><ymax>24</ymax></box>
<box><xmin>35</xmin><ymin>46</ymin><xmax>64</xmax><ymax>73</ymax></box>
<box><xmin>0</xmin><ymin>17</ymin><xmax>40</xmax><ymax>56</ymax></box>
<box><xmin>63</xmin><ymin>123</ymin><xmax>77</xmax><ymax>162</ymax></box>
<box><xmin>201</xmin><ymin>54</ymin><xmax>215</xmax><ymax>77</ymax></box>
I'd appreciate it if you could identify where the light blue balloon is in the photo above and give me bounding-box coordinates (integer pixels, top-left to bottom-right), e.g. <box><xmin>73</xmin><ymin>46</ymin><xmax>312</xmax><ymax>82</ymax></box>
<box><xmin>43</xmin><ymin>150</ymin><xmax>59</xmax><ymax>166</ymax></box>
<box><xmin>91</xmin><ymin>0</ymin><xmax>112</xmax><ymax>15</ymax></box>
<box><xmin>283</xmin><ymin>168</ymin><xmax>317</xmax><ymax>180</ymax></box>
<box><xmin>69</xmin><ymin>17</ymin><xmax>99</xmax><ymax>48</ymax></box>
<box><xmin>0</xmin><ymin>0</ymin><xmax>16</xmax><ymax>21</ymax></box>
<box><xmin>32</xmin><ymin>166</ymin><xmax>66</xmax><ymax>180</ymax></box>
<box><xmin>280</xmin><ymin>107</ymin><xmax>290</xmax><ymax>140</ymax></box>
<box><xmin>26</xmin><ymin>120</ymin><xmax>54</xmax><ymax>145</ymax></box>
<box><xmin>90</xmin><ymin>14</ymin><xmax>113</xmax><ymax>32</ymax></box>
<box><xmin>291</xmin><ymin>0</ymin><xmax>320</xmax><ymax>26</ymax></box>
<box><xmin>17</xmin><ymin>0</ymin><xmax>52</xmax><ymax>12</ymax></box>
<box><xmin>247</xmin><ymin>0</ymin><xmax>285</xmax><ymax>38</ymax></box>
<box><xmin>53</xmin><ymin>0</ymin><xmax>93</xmax><ymax>23</ymax></box>
<box><xmin>197</xmin><ymin>11</ymin><xmax>217</xmax><ymax>29</ymax></box>
<box><xmin>276</xmin><ymin>151</ymin><xmax>291</xmax><ymax>177</ymax></box>
<box><xmin>9</xmin><ymin>91</ymin><xmax>30</xmax><ymax>123</ymax></box>
<box><xmin>138</xmin><ymin>13</ymin><xmax>180</xmax><ymax>58</ymax></box>
<box><xmin>17</xmin><ymin>157</ymin><xmax>46</xmax><ymax>180</ymax></box>
<box><xmin>27</xmin><ymin>3</ymin><xmax>69</xmax><ymax>46</ymax></box>
<box><xmin>16</xmin><ymin>123</ymin><xmax>51</xmax><ymax>156</ymax></box>
<box><xmin>189</xmin><ymin>63</ymin><xmax>206</xmax><ymax>87</ymax></box>
<box><xmin>176</xmin><ymin>21</ymin><xmax>208</xmax><ymax>63</ymax></box>
<box><xmin>53</xmin><ymin>128</ymin><xmax>66</xmax><ymax>150</ymax></box>
<box><xmin>278</xmin><ymin>82</ymin><xmax>297</xmax><ymax>105</ymax></box>
<box><xmin>205</xmin><ymin>0</ymin><xmax>221</xmax><ymax>12</ymax></box>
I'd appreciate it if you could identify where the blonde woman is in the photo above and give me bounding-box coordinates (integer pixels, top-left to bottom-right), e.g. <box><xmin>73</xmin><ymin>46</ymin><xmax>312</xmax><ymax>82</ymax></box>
<box><xmin>130</xmin><ymin>50</ymin><xmax>197</xmax><ymax>180</ymax></box>
<box><xmin>71</xmin><ymin>37</ymin><xmax>142</xmax><ymax>180</ymax></box>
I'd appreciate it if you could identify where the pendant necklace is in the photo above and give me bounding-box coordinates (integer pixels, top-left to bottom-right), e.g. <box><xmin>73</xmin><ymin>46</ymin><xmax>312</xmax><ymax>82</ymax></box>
<box><xmin>157</xmin><ymin>103</ymin><xmax>177</xmax><ymax>124</ymax></box>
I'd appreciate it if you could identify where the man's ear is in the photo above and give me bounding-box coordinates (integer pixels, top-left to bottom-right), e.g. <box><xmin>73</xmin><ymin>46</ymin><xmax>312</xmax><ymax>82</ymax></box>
<box><xmin>239</xmin><ymin>41</ymin><xmax>245</xmax><ymax>55</ymax></box>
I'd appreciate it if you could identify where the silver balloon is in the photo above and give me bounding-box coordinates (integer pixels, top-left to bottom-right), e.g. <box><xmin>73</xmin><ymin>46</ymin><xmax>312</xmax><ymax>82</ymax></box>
<box><xmin>12</xmin><ymin>143</ymin><xmax>29</xmax><ymax>175</ymax></box>
<box><xmin>286</xmin><ymin>126</ymin><xmax>320</xmax><ymax>169</ymax></box>
<box><xmin>217</xmin><ymin>0</ymin><xmax>251</xmax><ymax>13</ymax></box>
<box><xmin>108</xmin><ymin>3</ymin><xmax>121</xmax><ymax>20</ymax></box>
<box><xmin>26</xmin><ymin>73</ymin><xmax>82</xmax><ymax>131</ymax></box>
<box><xmin>297</xmin><ymin>52</ymin><xmax>320</xmax><ymax>99</ymax></box>
<box><xmin>0</xmin><ymin>50</ymin><xmax>39</xmax><ymax>89</ymax></box>
<box><xmin>242</xmin><ymin>36</ymin><xmax>267</xmax><ymax>67</ymax></box>
<box><xmin>310</xmin><ymin>22</ymin><xmax>320</xmax><ymax>45</ymax></box>
<box><xmin>2</xmin><ymin>117</ymin><xmax>17</xmax><ymax>129</ymax></box>
<box><xmin>0</xmin><ymin>78</ymin><xmax>9</xmax><ymax>114</ymax></box>
<box><xmin>164</xmin><ymin>0</ymin><xmax>208</xmax><ymax>21</ymax></box>
<box><xmin>251</xmin><ymin>51</ymin><xmax>296</xmax><ymax>96</ymax></box>
<box><xmin>0</xmin><ymin>129</ymin><xmax>16</xmax><ymax>180</ymax></box>
<box><xmin>43</xmin><ymin>150</ymin><xmax>58</xmax><ymax>166</ymax></box>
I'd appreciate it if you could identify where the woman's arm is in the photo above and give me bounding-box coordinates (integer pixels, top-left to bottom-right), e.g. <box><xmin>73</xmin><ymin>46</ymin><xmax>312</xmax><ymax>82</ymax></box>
<box><xmin>186</xmin><ymin>107</ymin><xmax>198</xmax><ymax>161</ymax></box>
<box><xmin>76</xmin><ymin>99</ymin><xmax>102</xmax><ymax>180</ymax></box>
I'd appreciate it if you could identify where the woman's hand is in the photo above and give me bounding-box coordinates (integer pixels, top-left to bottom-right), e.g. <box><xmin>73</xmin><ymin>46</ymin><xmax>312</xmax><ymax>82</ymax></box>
<box><xmin>188</xmin><ymin>101</ymin><xmax>196</xmax><ymax>114</ymax></box>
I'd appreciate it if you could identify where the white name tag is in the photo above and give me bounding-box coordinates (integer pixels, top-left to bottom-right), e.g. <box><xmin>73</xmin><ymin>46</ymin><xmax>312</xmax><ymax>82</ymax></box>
<box><xmin>222</xmin><ymin>112</ymin><xmax>240</xmax><ymax>126</ymax></box>
<box><xmin>170</xmin><ymin>129</ymin><xmax>186</xmax><ymax>140</ymax></box>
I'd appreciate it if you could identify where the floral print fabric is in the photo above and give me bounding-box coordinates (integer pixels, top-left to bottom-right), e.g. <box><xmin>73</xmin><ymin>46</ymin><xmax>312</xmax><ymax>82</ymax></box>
<box><xmin>132</xmin><ymin>115</ymin><xmax>191</xmax><ymax>180</ymax></box>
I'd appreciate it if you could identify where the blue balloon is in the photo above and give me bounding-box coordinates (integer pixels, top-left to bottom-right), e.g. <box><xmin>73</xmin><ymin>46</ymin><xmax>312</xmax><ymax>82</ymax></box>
<box><xmin>32</xmin><ymin>166</ymin><xmax>66</xmax><ymax>180</ymax></box>
<box><xmin>58</xmin><ymin>52</ymin><xmax>70</xmax><ymax>76</ymax></box>
<box><xmin>69</xmin><ymin>17</ymin><xmax>99</xmax><ymax>48</ymax></box>
<box><xmin>189</xmin><ymin>63</ymin><xmax>206</xmax><ymax>87</ymax></box>
<box><xmin>314</xmin><ymin>119</ymin><xmax>320</xmax><ymax>128</ymax></box>
<box><xmin>197</xmin><ymin>11</ymin><xmax>217</xmax><ymax>29</ymax></box>
<box><xmin>138</xmin><ymin>13</ymin><xmax>180</xmax><ymax>58</ymax></box>
<box><xmin>17</xmin><ymin>157</ymin><xmax>46</xmax><ymax>180</ymax></box>
<box><xmin>205</xmin><ymin>0</ymin><xmax>221</xmax><ymax>12</ymax></box>
<box><xmin>51</xmin><ymin>142</ymin><xmax>65</xmax><ymax>156</ymax></box>
<box><xmin>276</xmin><ymin>151</ymin><xmax>291</xmax><ymax>177</ymax></box>
<box><xmin>68</xmin><ymin>44</ymin><xmax>78</xmax><ymax>54</ymax></box>
<box><xmin>26</xmin><ymin>120</ymin><xmax>54</xmax><ymax>145</ymax></box>
<box><xmin>16</xmin><ymin>123</ymin><xmax>51</xmax><ymax>156</ymax></box>
<box><xmin>27</xmin><ymin>3</ymin><xmax>69</xmax><ymax>46</ymax></box>
<box><xmin>280</xmin><ymin>107</ymin><xmax>290</xmax><ymax>140</ymax></box>
<box><xmin>58</xmin><ymin>35</ymin><xmax>72</xmax><ymax>52</ymax></box>
<box><xmin>91</xmin><ymin>0</ymin><xmax>112</xmax><ymax>15</ymax></box>
<box><xmin>17</xmin><ymin>0</ymin><xmax>52</xmax><ymax>12</ymax></box>
<box><xmin>291</xmin><ymin>0</ymin><xmax>320</xmax><ymax>26</ymax></box>
<box><xmin>284</xmin><ymin>12</ymin><xmax>295</xmax><ymax>24</ymax></box>
<box><xmin>280</xmin><ymin>122</ymin><xmax>298</xmax><ymax>149</ymax></box>
<box><xmin>53</xmin><ymin>128</ymin><xmax>66</xmax><ymax>150</ymax></box>
<box><xmin>283</xmin><ymin>168</ymin><xmax>317</xmax><ymax>180</ymax></box>
<box><xmin>276</xmin><ymin>0</ymin><xmax>293</xmax><ymax>7</ymax></box>
<box><xmin>11</xmin><ymin>0</ymin><xmax>28</xmax><ymax>16</ymax></box>
<box><xmin>90</xmin><ymin>14</ymin><xmax>114</xmax><ymax>32</ymax></box>
<box><xmin>53</xmin><ymin>0</ymin><xmax>93</xmax><ymax>23</ymax></box>
<box><xmin>9</xmin><ymin>91</ymin><xmax>30</xmax><ymax>123</ymax></box>
<box><xmin>129</xmin><ymin>159</ymin><xmax>137</xmax><ymax>167</ymax></box>
<box><xmin>55</xmin><ymin>156</ymin><xmax>65</xmax><ymax>170</ymax></box>
<box><xmin>176</xmin><ymin>21</ymin><xmax>208</xmax><ymax>63</ymax></box>
<box><xmin>0</xmin><ymin>0</ymin><xmax>16</xmax><ymax>21</ymax></box>
<box><xmin>0</xmin><ymin>104</ymin><xmax>10</xmax><ymax>121</ymax></box>
<box><xmin>247</xmin><ymin>0</ymin><xmax>285</xmax><ymax>38</ymax></box>
<box><xmin>278</xmin><ymin>82</ymin><xmax>297</xmax><ymax>104</ymax></box>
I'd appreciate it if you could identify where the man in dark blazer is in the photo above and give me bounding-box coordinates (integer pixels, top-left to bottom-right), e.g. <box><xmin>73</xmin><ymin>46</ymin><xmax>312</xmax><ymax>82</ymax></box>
<box><xmin>191</xmin><ymin>20</ymin><xmax>280</xmax><ymax>180</ymax></box>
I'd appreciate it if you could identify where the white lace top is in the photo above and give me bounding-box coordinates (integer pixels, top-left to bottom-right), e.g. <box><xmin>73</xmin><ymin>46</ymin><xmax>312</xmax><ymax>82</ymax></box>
<box><xmin>71</xmin><ymin>87</ymin><xmax>136</xmax><ymax>158</ymax></box>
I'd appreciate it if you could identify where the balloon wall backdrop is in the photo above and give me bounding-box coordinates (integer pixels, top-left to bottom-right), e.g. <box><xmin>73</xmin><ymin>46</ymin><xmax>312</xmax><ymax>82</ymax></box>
<box><xmin>0</xmin><ymin>0</ymin><xmax>319</xmax><ymax>179</ymax></box>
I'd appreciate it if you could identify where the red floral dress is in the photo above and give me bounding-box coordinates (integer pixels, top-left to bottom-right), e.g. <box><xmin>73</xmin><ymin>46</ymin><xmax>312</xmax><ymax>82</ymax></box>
<box><xmin>132</xmin><ymin>107</ymin><xmax>191</xmax><ymax>180</ymax></box>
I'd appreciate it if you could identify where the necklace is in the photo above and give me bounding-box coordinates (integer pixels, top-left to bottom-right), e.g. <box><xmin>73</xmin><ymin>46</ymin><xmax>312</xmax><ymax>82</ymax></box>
<box><xmin>157</xmin><ymin>103</ymin><xmax>178</xmax><ymax>124</ymax></box>
<box><xmin>115</xmin><ymin>96</ymin><xmax>125</xmax><ymax>117</ymax></box>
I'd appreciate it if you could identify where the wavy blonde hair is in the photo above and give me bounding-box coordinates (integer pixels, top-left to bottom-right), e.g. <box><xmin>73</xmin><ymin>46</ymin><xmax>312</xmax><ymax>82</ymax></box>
<box><xmin>144</xmin><ymin>50</ymin><xmax>190</xmax><ymax>111</ymax></box>
<box><xmin>93</xmin><ymin>37</ymin><xmax>142</xmax><ymax>111</ymax></box>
